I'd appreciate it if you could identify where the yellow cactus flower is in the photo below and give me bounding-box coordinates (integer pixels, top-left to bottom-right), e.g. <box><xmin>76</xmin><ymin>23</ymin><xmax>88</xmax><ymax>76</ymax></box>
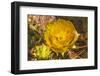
<box><xmin>44</xmin><ymin>19</ymin><xmax>79</xmax><ymax>54</ymax></box>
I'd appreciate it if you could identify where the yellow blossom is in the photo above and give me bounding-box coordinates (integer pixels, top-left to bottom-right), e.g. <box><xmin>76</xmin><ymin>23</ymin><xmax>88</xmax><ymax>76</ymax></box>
<box><xmin>44</xmin><ymin>19</ymin><xmax>79</xmax><ymax>54</ymax></box>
